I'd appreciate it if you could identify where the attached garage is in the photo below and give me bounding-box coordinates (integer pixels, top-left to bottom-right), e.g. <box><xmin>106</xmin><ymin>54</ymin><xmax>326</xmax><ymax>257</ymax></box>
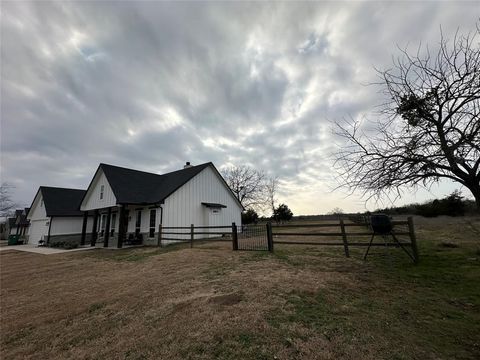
<box><xmin>28</xmin><ymin>219</ymin><xmax>49</xmax><ymax>245</ymax></box>
<box><xmin>27</xmin><ymin>186</ymin><xmax>93</xmax><ymax>246</ymax></box>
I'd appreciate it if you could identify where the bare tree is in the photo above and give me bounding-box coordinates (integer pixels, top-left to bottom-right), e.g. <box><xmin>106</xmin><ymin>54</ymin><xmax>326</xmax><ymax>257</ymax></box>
<box><xmin>222</xmin><ymin>165</ymin><xmax>266</xmax><ymax>211</ymax></box>
<box><xmin>335</xmin><ymin>24</ymin><xmax>480</xmax><ymax>210</ymax></box>
<box><xmin>327</xmin><ymin>207</ymin><xmax>344</xmax><ymax>215</ymax></box>
<box><xmin>264</xmin><ymin>176</ymin><xmax>279</xmax><ymax>216</ymax></box>
<box><xmin>0</xmin><ymin>183</ymin><xmax>18</xmax><ymax>217</ymax></box>
<box><xmin>222</xmin><ymin>166</ymin><xmax>280</xmax><ymax>213</ymax></box>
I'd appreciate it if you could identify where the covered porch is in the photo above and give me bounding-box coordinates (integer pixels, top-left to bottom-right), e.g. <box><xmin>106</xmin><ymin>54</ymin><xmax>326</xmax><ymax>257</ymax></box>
<box><xmin>81</xmin><ymin>204</ymin><xmax>162</xmax><ymax>248</ymax></box>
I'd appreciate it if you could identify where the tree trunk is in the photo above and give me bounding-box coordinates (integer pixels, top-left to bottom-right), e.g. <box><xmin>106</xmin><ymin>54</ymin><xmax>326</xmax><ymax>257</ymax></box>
<box><xmin>467</xmin><ymin>183</ymin><xmax>480</xmax><ymax>213</ymax></box>
<box><xmin>474</xmin><ymin>191</ymin><xmax>480</xmax><ymax>213</ymax></box>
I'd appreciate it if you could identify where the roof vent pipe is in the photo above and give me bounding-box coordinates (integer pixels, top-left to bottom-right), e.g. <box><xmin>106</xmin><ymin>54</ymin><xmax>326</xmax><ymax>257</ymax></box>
<box><xmin>184</xmin><ymin>162</ymin><xmax>192</xmax><ymax>169</ymax></box>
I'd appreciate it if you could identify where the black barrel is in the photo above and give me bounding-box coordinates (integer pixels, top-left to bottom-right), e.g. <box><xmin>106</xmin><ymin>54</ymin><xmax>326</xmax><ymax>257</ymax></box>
<box><xmin>370</xmin><ymin>214</ymin><xmax>393</xmax><ymax>234</ymax></box>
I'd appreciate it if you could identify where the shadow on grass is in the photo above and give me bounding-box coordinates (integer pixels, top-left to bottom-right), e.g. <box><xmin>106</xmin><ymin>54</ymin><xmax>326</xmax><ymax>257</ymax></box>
<box><xmin>75</xmin><ymin>243</ymin><xmax>190</xmax><ymax>262</ymax></box>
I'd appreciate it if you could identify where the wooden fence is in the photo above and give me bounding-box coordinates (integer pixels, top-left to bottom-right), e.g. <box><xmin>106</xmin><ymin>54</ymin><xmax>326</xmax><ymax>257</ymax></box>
<box><xmin>270</xmin><ymin>217</ymin><xmax>419</xmax><ymax>263</ymax></box>
<box><xmin>156</xmin><ymin>217</ymin><xmax>419</xmax><ymax>263</ymax></box>
<box><xmin>158</xmin><ymin>225</ymin><xmax>233</xmax><ymax>248</ymax></box>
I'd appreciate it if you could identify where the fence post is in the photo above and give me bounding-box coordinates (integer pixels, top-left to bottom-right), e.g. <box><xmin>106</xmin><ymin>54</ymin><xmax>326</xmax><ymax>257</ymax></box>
<box><xmin>232</xmin><ymin>222</ymin><xmax>238</xmax><ymax>250</ymax></box>
<box><xmin>266</xmin><ymin>222</ymin><xmax>273</xmax><ymax>252</ymax></box>
<box><xmin>157</xmin><ymin>224</ymin><xmax>162</xmax><ymax>247</ymax></box>
<box><xmin>340</xmin><ymin>219</ymin><xmax>350</xmax><ymax>258</ymax></box>
<box><xmin>407</xmin><ymin>217</ymin><xmax>419</xmax><ymax>264</ymax></box>
<box><xmin>190</xmin><ymin>224</ymin><xmax>194</xmax><ymax>248</ymax></box>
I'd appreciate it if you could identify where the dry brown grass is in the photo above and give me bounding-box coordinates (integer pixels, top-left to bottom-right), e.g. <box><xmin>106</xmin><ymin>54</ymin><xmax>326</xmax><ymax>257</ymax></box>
<box><xmin>1</xmin><ymin>216</ymin><xmax>479</xmax><ymax>359</ymax></box>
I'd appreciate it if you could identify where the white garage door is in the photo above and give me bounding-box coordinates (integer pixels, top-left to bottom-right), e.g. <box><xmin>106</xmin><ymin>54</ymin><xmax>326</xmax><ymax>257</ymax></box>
<box><xmin>29</xmin><ymin>219</ymin><xmax>49</xmax><ymax>245</ymax></box>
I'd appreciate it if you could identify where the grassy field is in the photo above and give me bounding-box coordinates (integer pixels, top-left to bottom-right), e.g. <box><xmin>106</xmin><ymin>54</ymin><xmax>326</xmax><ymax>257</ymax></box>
<box><xmin>1</xmin><ymin>216</ymin><xmax>479</xmax><ymax>359</ymax></box>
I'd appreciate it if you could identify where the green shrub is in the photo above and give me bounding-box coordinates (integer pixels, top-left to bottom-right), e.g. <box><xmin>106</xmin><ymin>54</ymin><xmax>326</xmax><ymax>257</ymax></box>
<box><xmin>242</xmin><ymin>209</ymin><xmax>259</xmax><ymax>224</ymax></box>
<box><xmin>49</xmin><ymin>239</ymin><xmax>79</xmax><ymax>249</ymax></box>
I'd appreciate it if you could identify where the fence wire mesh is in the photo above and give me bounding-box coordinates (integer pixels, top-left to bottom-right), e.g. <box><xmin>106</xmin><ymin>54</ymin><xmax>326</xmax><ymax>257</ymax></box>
<box><xmin>237</xmin><ymin>224</ymin><xmax>268</xmax><ymax>251</ymax></box>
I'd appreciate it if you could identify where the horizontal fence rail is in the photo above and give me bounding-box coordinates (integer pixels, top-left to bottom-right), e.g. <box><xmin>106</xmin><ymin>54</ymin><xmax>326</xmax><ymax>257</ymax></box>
<box><xmin>270</xmin><ymin>217</ymin><xmax>418</xmax><ymax>263</ymax></box>
<box><xmin>157</xmin><ymin>224</ymin><xmax>234</xmax><ymax>248</ymax></box>
<box><xmin>155</xmin><ymin>217</ymin><xmax>418</xmax><ymax>263</ymax></box>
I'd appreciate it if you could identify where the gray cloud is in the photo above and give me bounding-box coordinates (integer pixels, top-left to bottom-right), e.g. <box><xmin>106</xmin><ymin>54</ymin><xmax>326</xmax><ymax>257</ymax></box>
<box><xmin>1</xmin><ymin>1</ymin><xmax>478</xmax><ymax>214</ymax></box>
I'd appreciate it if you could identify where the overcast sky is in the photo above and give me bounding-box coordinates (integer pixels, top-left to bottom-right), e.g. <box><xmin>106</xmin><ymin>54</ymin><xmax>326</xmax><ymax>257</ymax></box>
<box><xmin>1</xmin><ymin>1</ymin><xmax>478</xmax><ymax>215</ymax></box>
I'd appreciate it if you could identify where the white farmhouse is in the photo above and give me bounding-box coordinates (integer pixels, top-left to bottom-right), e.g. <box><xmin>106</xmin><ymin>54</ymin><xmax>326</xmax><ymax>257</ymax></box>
<box><xmin>27</xmin><ymin>187</ymin><xmax>94</xmax><ymax>245</ymax></box>
<box><xmin>80</xmin><ymin>162</ymin><xmax>243</xmax><ymax>248</ymax></box>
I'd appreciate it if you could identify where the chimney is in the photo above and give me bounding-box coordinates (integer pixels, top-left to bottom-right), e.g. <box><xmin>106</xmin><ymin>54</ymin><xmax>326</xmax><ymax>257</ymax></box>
<box><xmin>184</xmin><ymin>161</ymin><xmax>192</xmax><ymax>169</ymax></box>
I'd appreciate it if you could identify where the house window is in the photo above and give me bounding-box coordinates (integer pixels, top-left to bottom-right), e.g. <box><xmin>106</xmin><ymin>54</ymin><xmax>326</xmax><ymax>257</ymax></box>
<box><xmin>100</xmin><ymin>185</ymin><xmax>104</xmax><ymax>200</ymax></box>
<box><xmin>149</xmin><ymin>209</ymin><xmax>156</xmax><ymax>238</ymax></box>
<box><xmin>40</xmin><ymin>199</ymin><xmax>44</xmax><ymax>207</ymax></box>
<box><xmin>135</xmin><ymin>210</ymin><xmax>142</xmax><ymax>235</ymax></box>
<box><xmin>110</xmin><ymin>213</ymin><xmax>116</xmax><ymax>236</ymax></box>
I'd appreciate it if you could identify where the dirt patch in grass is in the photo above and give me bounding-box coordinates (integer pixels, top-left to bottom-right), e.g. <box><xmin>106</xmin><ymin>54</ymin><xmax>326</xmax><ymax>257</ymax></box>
<box><xmin>1</xmin><ymin>216</ymin><xmax>479</xmax><ymax>359</ymax></box>
<box><xmin>209</xmin><ymin>292</ymin><xmax>243</xmax><ymax>306</ymax></box>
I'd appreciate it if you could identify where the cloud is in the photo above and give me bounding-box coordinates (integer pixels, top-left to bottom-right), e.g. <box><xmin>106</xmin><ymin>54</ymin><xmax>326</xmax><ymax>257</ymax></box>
<box><xmin>1</xmin><ymin>1</ymin><xmax>478</xmax><ymax>214</ymax></box>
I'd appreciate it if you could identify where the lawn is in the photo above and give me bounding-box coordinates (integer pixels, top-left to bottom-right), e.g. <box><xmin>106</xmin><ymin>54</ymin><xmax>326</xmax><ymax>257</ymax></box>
<box><xmin>1</xmin><ymin>216</ymin><xmax>479</xmax><ymax>359</ymax></box>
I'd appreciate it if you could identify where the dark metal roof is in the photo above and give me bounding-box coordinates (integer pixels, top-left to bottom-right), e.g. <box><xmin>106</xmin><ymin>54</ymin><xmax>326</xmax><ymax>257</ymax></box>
<box><xmin>98</xmin><ymin>162</ymin><xmax>212</xmax><ymax>205</ymax></box>
<box><xmin>17</xmin><ymin>215</ymin><xmax>30</xmax><ymax>225</ymax></box>
<box><xmin>201</xmin><ymin>202</ymin><xmax>227</xmax><ymax>208</ymax></box>
<box><xmin>40</xmin><ymin>187</ymin><xmax>86</xmax><ymax>217</ymax></box>
<box><xmin>14</xmin><ymin>209</ymin><xmax>30</xmax><ymax>225</ymax></box>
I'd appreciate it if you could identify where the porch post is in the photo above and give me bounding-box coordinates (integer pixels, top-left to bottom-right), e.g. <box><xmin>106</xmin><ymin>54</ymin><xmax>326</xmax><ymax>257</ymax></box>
<box><xmin>104</xmin><ymin>207</ymin><xmax>112</xmax><ymax>247</ymax></box>
<box><xmin>91</xmin><ymin>210</ymin><xmax>99</xmax><ymax>246</ymax></box>
<box><xmin>117</xmin><ymin>205</ymin><xmax>126</xmax><ymax>249</ymax></box>
<box><xmin>80</xmin><ymin>212</ymin><xmax>88</xmax><ymax>246</ymax></box>
<box><xmin>47</xmin><ymin>217</ymin><xmax>53</xmax><ymax>245</ymax></box>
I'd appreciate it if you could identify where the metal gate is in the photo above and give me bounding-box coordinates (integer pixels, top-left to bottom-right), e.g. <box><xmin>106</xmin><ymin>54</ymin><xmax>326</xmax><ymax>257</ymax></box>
<box><xmin>236</xmin><ymin>224</ymin><xmax>272</xmax><ymax>251</ymax></box>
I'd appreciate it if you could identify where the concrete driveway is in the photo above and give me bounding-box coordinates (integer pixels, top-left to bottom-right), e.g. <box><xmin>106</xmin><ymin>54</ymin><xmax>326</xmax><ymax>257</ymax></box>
<box><xmin>0</xmin><ymin>244</ymin><xmax>96</xmax><ymax>255</ymax></box>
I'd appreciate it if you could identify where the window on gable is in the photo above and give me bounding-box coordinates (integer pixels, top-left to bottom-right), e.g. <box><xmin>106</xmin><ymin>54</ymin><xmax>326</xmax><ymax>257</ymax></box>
<box><xmin>100</xmin><ymin>185</ymin><xmax>104</xmax><ymax>200</ymax></box>
<box><xmin>40</xmin><ymin>199</ymin><xmax>44</xmax><ymax>208</ymax></box>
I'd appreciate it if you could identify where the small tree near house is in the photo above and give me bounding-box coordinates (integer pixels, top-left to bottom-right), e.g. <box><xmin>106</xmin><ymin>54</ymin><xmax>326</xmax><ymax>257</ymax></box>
<box><xmin>242</xmin><ymin>209</ymin><xmax>259</xmax><ymax>225</ymax></box>
<box><xmin>273</xmin><ymin>204</ymin><xmax>293</xmax><ymax>224</ymax></box>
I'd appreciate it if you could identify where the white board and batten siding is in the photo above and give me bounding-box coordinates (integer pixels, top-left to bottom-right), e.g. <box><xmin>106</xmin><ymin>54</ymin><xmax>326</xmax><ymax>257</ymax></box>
<box><xmin>81</xmin><ymin>169</ymin><xmax>117</xmax><ymax>211</ymax></box>
<box><xmin>126</xmin><ymin>208</ymin><xmax>156</xmax><ymax>233</ymax></box>
<box><xmin>27</xmin><ymin>191</ymin><xmax>49</xmax><ymax>245</ymax></box>
<box><xmin>50</xmin><ymin>217</ymin><xmax>93</xmax><ymax>235</ymax></box>
<box><xmin>162</xmin><ymin>166</ymin><xmax>242</xmax><ymax>240</ymax></box>
<box><xmin>28</xmin><ymin>192</ymin><xmax>48</xmax><ymax>222</ymax></box>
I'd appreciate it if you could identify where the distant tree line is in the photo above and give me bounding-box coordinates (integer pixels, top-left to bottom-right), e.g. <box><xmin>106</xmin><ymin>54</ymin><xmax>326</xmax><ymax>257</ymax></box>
<box><xmin>241</xmin><ymin>203</ymin><xmax>294</xmax><ymax>224</ymax></box>
<box><xmin>374</xmin><ymin>191</ymin><xmax>476</xmax><ymax>217</ymax></box>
